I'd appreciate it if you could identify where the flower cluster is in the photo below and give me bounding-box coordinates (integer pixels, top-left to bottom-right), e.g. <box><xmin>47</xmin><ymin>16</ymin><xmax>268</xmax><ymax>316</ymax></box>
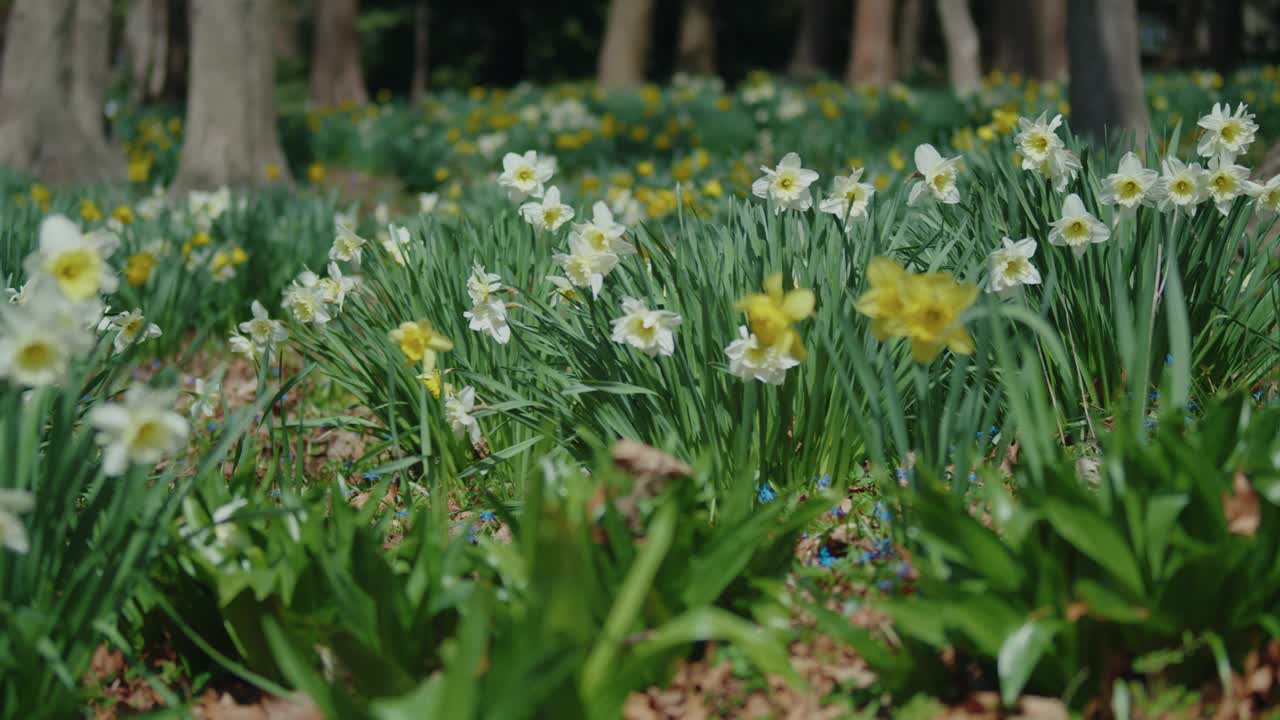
<box><xmin>855</xmin><ymin>257</ymin><xmax>978</xmax><ymax>363</ymax></box>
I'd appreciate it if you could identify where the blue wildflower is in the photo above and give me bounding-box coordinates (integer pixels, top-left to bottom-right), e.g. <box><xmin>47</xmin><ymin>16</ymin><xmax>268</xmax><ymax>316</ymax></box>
<box><xmin>818</xmin><ymin>546</ymin><xmax>836</xmax><ymax>567</ymax></box>
<box><xmin>479</xmin><ymin>510</ymin><xmax>498</xmax><ymax>523</ymax></box>
<box><xmin>757</xmin><ymin>484</ymin><xmax>777</xmax><ymax>503</ymax></box>
<box><xmin>816</xmin><ymin>474</ymin><xmax>831</xmax><ymax>488</ymax></box>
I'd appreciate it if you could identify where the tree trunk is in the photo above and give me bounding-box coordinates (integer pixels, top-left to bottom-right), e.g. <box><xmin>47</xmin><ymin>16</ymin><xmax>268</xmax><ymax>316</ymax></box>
<box><xmin>70</xmin><ymin>0</ymin><xmax>112</xmax><ymax>132</ymax></box>
<box><xmin>786</xmin><ymin>0</ymin><xmax>834</xmax><ymax>81</ymax></box>
<box><xmin>273</xmin><ymin>0</ymin><xmax>302</xmax><ymax>67</ymax></box>
<box><xmin>674</xmin><ymin>0</ymin><xmax>715</xmax><ymax>76</ymax></box>
<box><xmin>1164</xmin><ymin>0</ymin><xmax>1204</xmax><ymax>67</ymax></box>
<box><xmin>411</xmin><ymin>0</ymin><xmax>429</xmax><ymax>100</ymax></box>
<box><xmin>1208</xmin><ymin>0</ymin><xmax>1242</xmax><ymax>73</ymax></box>
<box><xmin>936</xmin><ymin>0</ymin><xmax>980</xmax><ymax>96</ymax></box>
<box><xmin>125</xmin><ymin>0</ymin><xmax>169</xmax><ymax>103</ymax></box>
<box><xmin>309</xmin><ymin>0</ymin><xmax>367</xmax><ymax>107</ymax></box>
<box><xmin>895</xmin><ymin>0</ymin><xmax>923</xmax><ymax>80</ymax></box>
<box><xmin>0</xmin><ymin>0</ymin><xmax>122</xmax><ymax>183</ymax></box>
<box><xmin>171</xmin><ymin>0</ymin><xmax>289</xmax><ymax>191</ymax></box>
<box><xmin>1036</xmin><ymin>0</ymin><xmax>1068</xmax><ymax>81</ymax></box>
<box><xmin>1067</xmin><ymin>0</ymin><xmax>1148</xmax><ymax>143</ymax></box>
<box><xmin>846</xmin><ymin>0</ymin><xmax>894</xmax><ymax>88</ymax></box>
<box><xmin>990</xmin><ymin>0</ymin><xmax>1037</xmax><ymax>77</ymax></box>
<box><xmin>597</xmin><ymin>0</ymin><xmax>654</xmax><ymax>89</ymax></box>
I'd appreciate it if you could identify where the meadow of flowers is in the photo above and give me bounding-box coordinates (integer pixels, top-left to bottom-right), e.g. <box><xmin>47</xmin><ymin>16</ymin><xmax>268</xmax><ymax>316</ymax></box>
<box><xmin>3</xmin><ymin>68</ymin><xmax>1280</xmax><ymax>718</ymax></box>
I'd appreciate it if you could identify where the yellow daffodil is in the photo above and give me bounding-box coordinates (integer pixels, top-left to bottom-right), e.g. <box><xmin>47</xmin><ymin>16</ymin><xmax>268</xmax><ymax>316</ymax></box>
<box><xmin>125</xmin><ymin>252</ymin><xmax>156</xmax><ymax>286</ymax></box>
<box><xmin>80</xmin><ymin>199</ymin><xmax>102</xmax><ymax>223</ymax></box>
<box><xmin>854</xmin><ymin>257</ymin><xmax>978</xmax><ymax>363</ymax></box>
<box><xmin>389</xmin><ymin>320</ymin><xmax>453</xmax><ymax>372</ymax></box>
<box><xmin>307</xmin><ymin>163</ymin><xmax>326</xmax><ymax>184</ymax></box>
<box><xmin>112</xmin><ymin>205</ymin><xmax>135</xmax><ymax>225</ymax></box>
<box><xmin>854</xmin><ymin>257</ymin><xmax>909</xmax><ymax>341</ymax></box>
<box><xmin>735</xmin><ymin>273</ymin><xmax>815</xmax><ymax>360</ymax></box>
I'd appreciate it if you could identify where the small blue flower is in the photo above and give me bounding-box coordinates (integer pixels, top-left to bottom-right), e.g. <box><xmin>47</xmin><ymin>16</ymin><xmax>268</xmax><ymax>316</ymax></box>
<box><xmin>479</xmin><ymin>510</ymin><xmax>497</xmax><ymax>523</ymax></box>
<box><xmin>877</xmin><ymin>579</ymin><xmax>893</xmax><ymax>592</ymax></box>
<box><xmin>271</xmin><ymin>367</ymin><xmax>281</xmax><ymax>377</ymax></box>
<box><xmin>873</xmin><ymin>501</ymin><xmax>890</xmax><ymax>522</ymax></box>
<box><xmin>816</xmin><ymin>474</ymin><xmax>831</xmax><ymax>488</ymax></box>
<box><xmin>1165</xmin><ymin>353</ymin><xmax>1173</xmax><ymax>365</ymax></box>
<box><xmin>818</xmin><ymin>546</ymin><xmax>836</xmax><ymax>567</ymax></box>
<box><xmin>1254</xmin><ymin>390</ymin><xmax>1264</xmax><ymax>401</ymax></box>
<box><xmin>365</xmin><ymin>471</ymin><xmax>381</xmax><ymax>480</ymax></box>
<box><xmin>207</xmin><ymin>422</ymin><xmax>217</xmax><ymax>432</ymax></box>
<box><xmin>757</xmin><ymin>484</ymin><xmax>777</xmax><ymax>503</ymax></box>
<box><xmin>829</xmin><ymin>505</ymin><xmax>846</xmax><ymax>518</ymax></box>
<box><xmin>270</xmin><ymin>488</ymin><xmax>281</xmax><ymax>496</ymax></box>
<box><xmin>1144</xmin><ymin>417</ymin><xmax>1157</xmax><ymax>429</ymax></box>
<box><xmin>967</xmin><ymin>471</ymin><xmax>977</xmax><ymax>483</ymax></box>
<box><xmin>396</xmin><ymin>510</ymin><xmax>409</xmax><ymax>518</ymax></box>
<box><xmin>1150</xmin><ymin>389</ymin><xmax>1160</xmax><ymax>402</ymax></box>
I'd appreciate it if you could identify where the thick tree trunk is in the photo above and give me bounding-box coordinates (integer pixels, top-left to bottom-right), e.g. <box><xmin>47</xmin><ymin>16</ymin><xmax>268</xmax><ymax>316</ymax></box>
<box><xmin>936</xmin><ymin>0</ymin><xmax>980</xmax><ymax>97</ymax></box>
<box><xmin>70</xmin><ymin>0</ymin><xmax>112</xmax><ymax>134</ymax></box>
<box><xmin>1036</xmin><ymin>0</ymin><xmax>1068</xmax><ymax>81</ymax></box>
<box><xmin>895</xmin><ymin>0</ymin><xmax>923</xmax><ymax>80</ymax></box>
<box><xmin>411</xmin><ymin>0</ymin><xmax>429</xmax><ymax>100</ymax></box>
<box><xmin>171</xmin><ymin>0</ymin><xmax>289</xmax><ymax>191</ymax></box>
<box><xmin>0</xmin><ymin>0</ymin><xmax>122</xmax><ymax>183</ymax></box>
<box><xmin>125</xmin><ymin>0</ymin><xmax>169</xmax><ymax>103</ymax></box>
<box><xmin>1067</xmin><ymin>0</ymin><xmax>1148</xmax><ymax>142</ymax></box>
<box><xmin>597</xmin><ymin>0</ymin><xmax>653</xmax><ymax>89</ymax></box>
<box><xmin>846</xmin><ymin>0</ymin><xmax>894</xmax><ymax>88</ymax></box>
<box><xmin>990</xmin><ymin>0</ymin><xmax>1037</xmax><ymax>77</ymax></box>
<box><xmin>309</xmin><ymin>0</ymin><xmax>367</xmax><ymax>107</ymax></box>
<box><xmin>786</xmin><ymin>0</ymin><xmax>834</xmax><ymax>80</ymax></box>
<box><xmin>674</xmin><ymin>0</ymin><xmax>715</xmax><ymax>76</ymax></box>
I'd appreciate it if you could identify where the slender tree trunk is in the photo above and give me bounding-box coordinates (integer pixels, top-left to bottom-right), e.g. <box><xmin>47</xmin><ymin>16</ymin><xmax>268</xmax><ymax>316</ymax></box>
<box><xmin>125</xmin><ymin>0</ymin><xmax>169</xmax><ymax>103</ymax></box>
<box><xmin>0</xmin><ymin>0</ymin><xmax>122</xmax><ymax>183</ymax></box>
<box><xmin>411</xmin><ymin>0</ymin><xmax>429</xmax><ymax>100</ymax></box>
<box><xmin>1067</xmin><ymin>0</ymin><xmax>1148</xmax><ymax>142</ymax></box>
<box><xmin>1036</xmin><ymin>0</ymin><xmax>1068</xmax><ymax>81</ymax></box>
<box><xmin>990</xmin><ymin>0</ymin><xmax>1037</xmax><ymax>77</ymax></box>
<box><xmin>786</xmin><ymin>0</ymin><xmax>834</xmax><ymax>80</ymax></box>
<box><xmin>895</xmin><ymin>0</ymin><xmax>923</xmax><ymax>80</ymax></box>
<box><xmin>171</xmin><ymin>0</ymin><xmax>289</xmax><ymax>191</ymax></box>
<box><xmin>309</xmin><ymin>0</ymin><xmax>367</xmax><ymax>107</ymax></box>
<box><xmin>597</xmin><ymin>0</ymin><xmax>654</xmax><ymax>88</ymax></box>
<box><xmin>846</xmin><ymin>0</ymin><xmax>894</xmax><ymax>88</ymax></box>
<box><xmin>674</xmin><ymin>0</ymin><xmax>715</xmax><ymax>76</ymax></box>
<box><xmin>936</xmin><ymin>0</ymin><xmax>980</xmax><ymax>97</ymax></box>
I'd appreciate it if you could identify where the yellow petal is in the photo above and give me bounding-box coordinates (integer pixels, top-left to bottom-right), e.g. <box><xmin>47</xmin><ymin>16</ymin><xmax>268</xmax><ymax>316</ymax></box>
<box><xmin>781</xmin><ymin>288</ymin><xmax>816</xmax><ymax>320</ymax></box>
<box><xmin>763</xmin><ymin>272</ymin><xmax>784</xmax><ymax>302</ymax></box>
<box><xmin>428</xmin><ymin>334</ymin><xmax>454</xmax><ymax>352</ymax></box>
<box><xmin>910</xmin><ymin>338</ymin><xmax>942</xmax><ymax>363</ymax></box>
<box><xmin>947</xmin><ymin>328</ymin><xmax>975</xmax><ymax>356</ymax></box>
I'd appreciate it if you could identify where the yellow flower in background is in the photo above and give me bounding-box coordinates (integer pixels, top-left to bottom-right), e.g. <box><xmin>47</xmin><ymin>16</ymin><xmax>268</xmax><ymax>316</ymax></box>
<box><xmin>230</xmin><ymin>247</ymin><xmax>249</xmax><ymax>265</ymax></box>
<box><xmin>421</xmin><ymin>368</ymin><xmax>443</xmax><ymax>399</ymax></box>
<box><xmin>820</xmin><ymin>98</ymin><xmax>839</xmax><ymax>119</ymax></box>
<box><xmin>1057</xmin><ymin>101</ymin><xmax>1070</xmax><ymax>116</ymax></box>
<box><xmin>672</xmin><ymin>159</ymin><xmax>693</xmax><ymax>182</ymax></box>
<box><xmin>29</xmin><ymin>184</ymin><xmax>50</xmax><ymax>212</ymax></box>
<box><xmin>192</xmin><ymin>231</ymin><xmax>211</xmax><ymax>247</ymax></box>
<box><xmin>307</xmin><ymin>163</ymin><xmax>326</xmax><ymax>184</ymax></box>
<box><xmin>580</xmin><ymin>174</ymin><xmax>601</xmax><ymax>193</ymax></box>
<box><xmin>887</xmin><ymin>148</ymin><xmax>906</xmax><ymax>171</ymax></box>
<box><xmin>167</xmin><ymin>117</ymin><xmax>182</xmax><ymax>134</ymax></box>
<box><xmin>702</xmin><ymin>179</ymin><xmax>724</xmax><ymax>198</ymax></box>
<box><xmin>80</xmin><ymin>199</ymin><xmax>102</xmax><ymax>223</ymax></box>
<box><xmin>715</xmin><ymin>96</ymin><xmax>733</xmax><ymax>111</ymax></box>
<box><xmin>872</xmin><ymin>174</ymin><xmax>890</xmax><ymax>191</ymax></box>
<box><xmin>446</xmin><ymin>127</ymin><xmax>462</xmax><ymax>143</ymax></box>
<box><xmin>992</xmin><ymin>109</ymin><xmax>1018</xmax><ymax>134</ymax></box>
<box><xmin>125</xmin><ymin>252</ymin><xmax>156</xmax><ymax>286</ymax></box>
<box><xmin>653</xmin><ymin>133</ymin><xmax>672</xmax><ymax>150</ymax></box>
<box><xmin>265</xmin><ymin>163</ymin><xmax>281</xmax><ymax>180</ymax></box>
<box><xmin>390</xmin><ymin>320</ymin><xmax>453</xmax><ymax>371</ymax></box>
<box><xmin>636</xmin><ymin>160</ymin><xmax>655</xmax><ymax>177</ymax></box>
<box><xmin>468</xmin><ymin>86</ymin><xmax>486</xmax><ymax>100</ymax></box>
<box><xmin>854</xmin><ymin>256</ymin><xmax>978</xmax><ymax>363</ymax></box>
<box><xmin>112</xmin><ymin>205</ymin><xmax>135</xmax><ymax>225</ymax></box>
<box><xmin>1153</xmin><ymin>96</ymin><xmax>1169</xmax><ymax>111</ymax></box>
<box><xmin>735</xmin><ymin>273</ymin><xmax>815</xmax><ymax>361</ymax></box>
<box><xmin>434</xmin><ymin>167</ymin><xmax>450</xmax><ymax>182</ymax></box>
<box><xmin>127</xmin><ymin>156</ymin><xmax>151</xmax><ymax>183</ymax></box>
<box><xmin>977</xmin><ymin>124</ymin><xmax>996</xmax><ymax>142</ymax></box>
<box><xmin>630</xmin><ymin>126</ymin><xmax>649</xmax><ymax>142</ymax></box>
<box><xmin>600</xmin><ymin>113</ymin><xmax>620</xmax><ymax>138</ymax></box>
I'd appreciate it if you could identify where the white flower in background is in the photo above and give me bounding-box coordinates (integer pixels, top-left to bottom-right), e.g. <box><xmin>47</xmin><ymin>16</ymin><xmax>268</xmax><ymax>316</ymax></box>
<box><xmin>724</xmin><ymin>326</ymin><xmax>800</xmax><ymax>385</ymax></box>
<box><xmin>1100</xmin><ymin>152</ymin><xmax>1164</xmax><ymax>215</ymax></box>
<box><xmin>283</xmin><ymin>273</ymin><xmax>331</xmax><ymax>326</ymax></box>
<box><xmin>777</xmin><ymin>91</ymin><xmax>807</xmax><ymax>121</ymax></box>
<box><xmin>334</xmin><ymin>208</ymin><xmax>358</xmax><ymax>232</ymax></box>
<box><xmin>1197</xmin><ymin>102</ymin><xmax>1258</xmax><ymax>162</ymax></box>
<box><xmin>909</xmin><ymin>144</ymin><xmax>962</xmax><ymax>206</ymax></box>
<box><xmin>1159</xmin><ymin>158</ymin><xmax>1207</xmax><ymax>214</ymax></box>
<box><xmin>188</xmin><ymin>377</ymin><xmax>221</xmax><ymax>420</ymax></box>
<box><xmin>135</xmin><ymin>189</ymin><xmax>166</xmax><ymax>221</ymax></box>
<box><xmin>26</xmin><ymin>215</ymin><xmax>119</xmax><ymax>302</ymax></box>
<box><xmin>382</xmin><ymin>223</ymin><xmax>411</xmax><ymax>266</ymax></box>
<box><xmin>1037</xmin><ymin>146</ymin><xmax>1081</xmax><ymax>193</ymax></box>
<box><xmin>1254</xmin><ymin>175</ymin><xmax>1280</xmax><ymax>215</ymax></box>
<box><xmin>499</xmin><ymin>150</ymin><xmax>555</xmax><ymax>200</ymax></box>
<box><xmin>6</xmin><ymin>284</ymin><xmax>28</xmax><ymax>305</ymax></box>
<box><xmin>1015</xmin><ymin>113</ymin><xmax>1066</xmax><ymax>169</ymax></box>
<box><xmin>742</xmin><ymin>81</ymin><xmax>775</xmax><ymax>105</ymax></box>
<box><xmin>89</xmin><ymin>385</ymin><xmax>190</xmax><ymax>476</ymax></box>
<box><xmin>552</xmin><ymin>238</ymin><xmax>619</xmax><ymax>299</ymax></box>
<box><xmin>1204</xmin><ymin>155</ymin><xmax>1260</xmax><ymax>215</ymax></box>
<box><xmin>239</xmin><ymin>301</ymin><xmax>288</xmax><ymax>352</ymax></box>
<box><xmin>0</xmin><ymin>305</ymin><xmax>90</xmax><ymax>387</ymax></box>
<box><xmin>105</xmin><ymin>308</ymin><xmax>162</xmax><ymax>354</ymax></box>
<box><xmin>752</xmin><ymin>152</ymin><xmax>819</xmax><ymax>213</ymax></box>
<box><xmin>188</xmin><ymin>187</ymin><xmax>230</xmax><ymax>230</ymax></box>
<box><xmin>608</xmin><ymin>189</ymin><xmax>644</xmax><ymax>227</ymax></box>
<box><xmin>519</xmin><ymin>186</ymin><xmax>574</xmax><ymax>231</ymax></box>
<box><xmin>466</xmin><ymin>264</ymin><xmax>504</xmax><ymax>306</ymax></box>
<box><xmin>317</xmin><ymin>263</ymin><xmax>358</xmax><ymax>310</ymax></box>
<box><xmin>546</xmin><ymin>275</ymin><xmax>581</xmax><ymax>305</ymax></box>
<box><xmin>463</xmin><ymin>265</ymin><xmax>511</xmax><ymax>345</ymax></box>
<box><xmin>570</xmin><ymin>201</ymin><xmax>635</xmax><ymax>255</ymax></box>
<box><xmin>818</xmin><ymin>167</ymin><xmax>876</xmax><ymax>230</ymax></box>
<box><xmin>374</xmin><ymin>202</ymin><xmax>391</xmax><ymax>227</ymax></box>
<box><xmin>0</xmin><ymin>489</ymin><xmax>34</xmax><ymax>554</ymax></box>
<box><xmin>419</xmin><ymin>192</ymin><xmax>440</xmax><ymax>214</ymax></box>
<box><xmin>1048</xmin><ymin>193</ymin><xmax>1110</xmax><ymax>257</ymax></box>
<box><xmin>987</xmin><ymin>237</ymin><xmax>1041</xmax><ymax>294</ymax></box>
<box><xmin>228</xmin><ymin>332</ymin><xmax>255</xmax><ymax>358</ymax></box>
<box><xmin>445</xmin><ymin>385</ymin><xmax>482</xmax><ymax>443</ymax></box>
<box><xmin>610</xmin><ymin>297</ymin><xmax>681</xmax><ymax>358</ymax></box>
<box><xmin>329</xmin><ymin>222</ymin><xmax>367</xmax><ymax>263</ymax></box>
<box><xmin>188</xmin><ymin>497</ymin><xmax>251</xmax><ymax>567</ymax></box>
<box><xmin>477</xmin><ymin>132</ymin><xmax>508</xmax><ymax>158</ymax></box>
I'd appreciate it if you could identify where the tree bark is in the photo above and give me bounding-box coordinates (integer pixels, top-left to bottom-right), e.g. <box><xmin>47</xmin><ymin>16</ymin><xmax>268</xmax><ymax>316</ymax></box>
<box><xmin>1036</xmin><ymin>0</ymin><xmax>1068</xmax><ymax>81</ymax></box>
<box><xmin>1208</xmin><ymin>0</ymin><xmax>1242</xmax><ymax>73</ymax></box>
<box><xmin>936</xmin><ymin>0</ymin><xmax>980</xmax><ymax>96</ymax></box>
<box><xmin>125</xmin><ymin>0</ymin><xmax>169</xmax><ymax>103</ymax></box>
<box><xmin>846</xmin><ymin>0</ymin><xmax>894</xmax><ymax>88</ymax></box>
<box><xmin>674</xmin><ymin>0</ymin><xmax>715</xmax><ymax>76</ymax></box>
<box><xmin>171</xmin><ymin>0</ymin><xmax>290</xmax><ymax>191</ymax></box>
<box><xmin>0</xmin><ymin>0</ymin><xmax>122</xmax><ymax>183</ymax></box>
<box><xmin>597</xmin><ymin>0</ymin><xmax>654</xmax><ymax>89</ymax></box>
<box><xmin>70</xmin><ymin>0</ymin><xmax>112</xmax><ymax>133</ymax></box>
<box><xmin>411</xmin><ymin>0</ymin><xmax>429</xmax><ymax>100</ymax></box>
<box><xmin>895</xmin><ymin>0</ymin><xmax>923</xmax><ymax>80</ymax></box>
<box><xmin>786</xmin><ymin>0</ymin><xmax>834</xmax><ymax>80</ymax></box>
<box><xmin>309</xmin><ymin>0</ymin><xmax>367</xmax><ymax>107</ymax></box>
<box><xmin>1067</xmin><ymin>0</ymin><xmax>1148</xmax><ymax>143</ymax></box>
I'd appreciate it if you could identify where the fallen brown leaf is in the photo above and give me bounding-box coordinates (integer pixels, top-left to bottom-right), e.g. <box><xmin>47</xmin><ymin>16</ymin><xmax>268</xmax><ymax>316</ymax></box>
<box><xmin>1225</xmin><ymin>470</ymin><xmax>1261</xmax><ymax>537</ymax></box>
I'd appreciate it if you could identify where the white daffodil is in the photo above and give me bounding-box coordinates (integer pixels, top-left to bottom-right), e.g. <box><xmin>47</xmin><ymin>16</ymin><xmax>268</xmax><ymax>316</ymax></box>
<box><xmin>818</xmin><ymin>167</ymin><xmax>876</xmax><ymax>231</ymax></box>
<box><xmin>419</xmin><ymin>192</ymin><xmax>440</xmax><ymax>214</ymax></box>
<box><xmin>1197</xmin><ymin>102</ymin><xmax>1258</xmax><ymax>162</ymax></box>
<box><xmin>6</xmin><ymin>284</ymin><xmax>27</xmax><ymax>305</ymax></box>
<box><xmin>0</xmin><ymin>304</ymin><xmax>91</xmax><ymax>387</ymax></box>
<box><xmin>1159</xmin><ymin>158</ymin><xmax>1207</xmax><ymax>215</ymax></box>
<box><xmin>26</xmin><ymin>215</ymin><xmax>119</xmax><ymax>302</ymax></box>
<box><xmin>89</xmin><ymin>385</ymin><xmax>190</xmax><ymax>477</ymax></box>
<box><xmin>1048</xmin><ymin>193</ymin><xmax>1110</xmax><ymax>257</ymax></box>
<box><xmin>239</xmin><ymin>300</ymin><xmax>288</xmax><ymax>353</ymax></box>
<box><xmin>382</xmin><ymin>223</ymin><xmax>412</xmax><ymax>266</ymax></box>
<box><xmin>519</xmin><ymin>185</ymin><xmax>574</xmax><ymax>231</ymax></box>
<box><xmin>610</xmin><ymin>297</ymin><xmax>681</xmax><ymax>358</ymax></box>
<box><xmin>188</xmin><ymin>377</ymin><xmax>221</xmax><ymax>420</ymax></box>
<box><xmin>464</xmin><ymin>298</ymin><xmax>510</xmax><ymax>345</ymax></box>
<box><xmin>551</xmin><ymin>238</ymin><xmax>619</xmax><ymax>299</ymax></box>
<box><xmin>1204</xmin><ymin>155</ymin><xmax>1260</xmax><ymax>215</ymax></box>
<box><xmin>228</xmin><ymin>332</ymin><xmax>256</xmax><ymax>358</ymax></box>
<box><xmin>751</xmin><ymin>152</ymin><xmax>820</xmax><ymax>214</ymax></box>
<box><xmin>445</xmin><ymin>385</ymin><xmax>482</xmax><ymax>443</ymax></box>
<box><xmin>283</xmin><ymin>274</ymin><xmax>331</xmax><ymax>326</ymax></box>
<box><xmin>987</xmin><ymin>237</ymin><xmax>1041</xmax><ymax>294</ymax></box>
<box><xmin>466</xmin><ymin>264</ymin><xmax>504</xmax><ymax>306</ymax></box>
<box><xmin>374</xmin><ymin>203</ymin><xmax>391</xmax><ymax>227</ymax></box>
<box><xmin>570</xmin><ymin>201</ymin><xmax>635</xmax><ymax>255</ymax></box>
<box><xmin>0</xmin><ymin>489</ymin><xmax>34</xmax><ymax>554</ymax></box>
<box><xmin>724</xmin><ymin>326</ymin><xmax>800</xmax><ymax>385</ymax></box>
<box><xmin>608</xmin><ymin>189</ymin><xmax>644</xmax><ymax>227</ymax></box>
<box><xmin>317</xmin><ymin>262</ymin><xmax>358</xmax><ymax>311</ymax></box>
<box><xmin>1036</xmin><ymin>146</ymin><xmax>1081</xmax><ymax>193</ymax></box>
<box><xmin>188</xmin><ymin>187</ymin><xmax>230</xmax><ymax>230</ymax></box>
<box><xmin>330</xmin><ymin>222</ymin><xmax>367</xmax><ymax>263</ymax></box>
<box><xmin>105</xmin><ymin>308</ymin><xmax>162</xmax><ymax>354</ymax></box>
<box><xmin>1099</xmin><ymin>152</ymin><xmax>1164</xmax><ymax>215</ymax></box>
<box><xmin>546</xmin><ymin>275</ymin><xmax>582</xmax><ymax>305</ymax></box>
<box><xmin>477</xmin><ymin>132</ymin><xmax>508</xmax><ymax>158</ymax></box>
<box><xmin>1015</xmin><ymin>113</ymin><xmax>1066</xmax><ymax>169</ymax></box>
<box><xmin>499</xmin><ymin>150</ymin><xmax>555</xmax><ymax>200</ymax></box>
<box><xmin>908</xmin><ymin>144</ymin><xmax>962</xmax><ymax>206</ymax></box>
<box><xmin>1253</xmin><ymin>175</ymin><xmax>1280</xmax><ymax>215</ymax></box>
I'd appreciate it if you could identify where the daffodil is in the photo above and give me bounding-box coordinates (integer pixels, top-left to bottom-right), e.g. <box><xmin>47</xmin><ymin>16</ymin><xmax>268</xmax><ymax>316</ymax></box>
<box><xmin>552</xmin><ymin>237</ymin><xmax>619</xmax><ymax>299</ymax></box>
<box><xmin>610</xmin><ymin>297</ymin><xmax>681</xmax><ymax>358</ymax></box>
<box><xmin>330</xmin><ymin>221</ymin><xmax>367</xmax><ymax>263</ymax></box>
<box><xmin>0</xmin><ymin>304</ymin><xmax>92</xmax><ymax>387</ymax></box>
<box><xmin>239</xmin><ymin>301</ymin><xmax>288</xmax><ymax>354</ymax></box>
<box><xmin>908</xmin><ymin>143</ymin><xmax>962</xmax><ymax>206</ymax></box>
<box><xmin>27</xmin><ymin>215</ymin><xmax>119</xmax><ymax>302</ymax></box>
<box><xmin>1048</xmin><ymin>194</ymin><xmax>1109</xmax><ymax>257</ymax></box>
<box><xmin>1203</xmin><ymin>155</ymin><xmax>1260</xmax><ymax>215</ymax></box>
<box><xmin>724</xmin><ymin>326</ymin><xmax>800</xmax><ymax>385</ymax></box>
<box><xmin>896</xmin><ymin>271</ymin><xmax>978</xmax><ymax>363</ymax></box>
<box><xmin>283</xmin><ymin>273</ymin><xmax>331</xmax><ymax>326</ymax></box>
<box><xmin>570</xmin><ymin>201</ymin><xmax>635</xmax><ymax>255</ymax></box>
<box><xmin>818</xmin><ymin>167</ymin><xmax>876</xmax><ymax>231</ymax></box>
<box><xmin>188</xmin><ymin>378</ymin><xmax>221</xmax><ymax>420</ymax></box>
<box><xmin>1197</xmin><ymin>102</ymin><xmax>1258</xmax><ymax>162</ymax></box>
<box><xmin>1159</xmin><ymin>158</ymin><xmax>1207</xmax><ymax>215</ymax></box>
<box><xmin>389</xmin><ymin>319</ymin><xmax>453</xmax><ymax>371</ymax></box>
<box><xmin>0</xmin><ymin>489</ymin><xmax>34</xmax><ymax>554</ymax></box>
<box><xmin>987</xmin><ymin>238</ymin><xmax>1041</xmax><ymax>294</ymax></box>
<box><xmin>751</xmin><ymin>152</ymin><xmax>820</xmax><ymax>214</ymax></box>
<box><xmin>498</xmin><ymin>150</ymin><xmax>555</xmax><ymax>200</ymax></box>
<box><xmin>89</xmin><ymin>385</ymin><xmax>190</xmax><ymax>477</ymax></box>
<box><xmin>1253</xmin><ymin>174</ymin><xmax>1280</xmax><ymax>215</ymax></box>
<box><xmin>1037</xmin><ymin>146</ymin><xmax>1081</xmax><ymax>192</ymax></box>
<box><xmin>125</xmin><ymin>252</ymin><xmax>156</xmax><ymax>287</ymax></box>
<box><xmin>105</xmin><ymin>308</ymin><xmax>162</xmax><ymax>354</ymax></box>
<box><xmin>519</xmin><ymin>186</ymin><xmax>574</xmax><ymax>231</ymax></box>
<box><xmin>734</xmin><ymin>273</ymin><xmax>815</xmax><ymax>360</ymax></box>
<box><xmin>1100</xmin><ymin>152</ymin><xmax>1164</xmax><ymax>215</ymax></box>
<box><xmin>1014</xmin><ymin>113</ymin><xmax>1065</xmax><ymax>169</ymax></box>
<box><xmin>419</xmin><ymin>192</ymin><xmax>440</xmax><ymax>214</ymax></box>
<box><xmin>445</xmin><ymin>385</ymin><xmax>482</xmax><ymax>443</ymax></box>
